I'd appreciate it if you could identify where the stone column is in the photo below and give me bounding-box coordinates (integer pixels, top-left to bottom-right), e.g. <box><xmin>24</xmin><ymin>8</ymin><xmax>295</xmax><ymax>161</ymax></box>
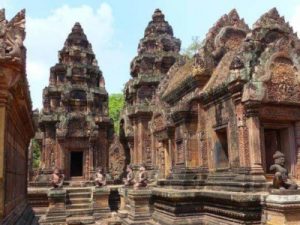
<box><xmin>122</xmin><ymin>188</ymin><xmax>152</xmax><ymax>225</ymax></box>
<box><xmin>89</xmin><ymin>143</ymin><xmax>94</xmax><ymax>180</ymax></box>
<box><xmin>93</xmin><ymin>186</ymin><xmax>111</xmax><ymax>219</ymax></box>
<box><xmin>262</xmin><ymin>190</ymin><xmax>300</xmax><ymax>225</ymax></box>
<box><xmin>229</xmin><ymin>88</ymin><xmax>250</xmax><ymax>171</ymax></box>
<box><xmin>246</xmin><ymin>105</ymin><xmax>265</xmax><ymax>182</ymax></box>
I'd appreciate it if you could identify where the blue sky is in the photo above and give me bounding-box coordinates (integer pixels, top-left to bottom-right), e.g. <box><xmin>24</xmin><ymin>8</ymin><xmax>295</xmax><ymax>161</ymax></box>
<box><xmin>1</xmin><ymin>0</ymin><xmax>300</xmax><ymax>109</ymax></box>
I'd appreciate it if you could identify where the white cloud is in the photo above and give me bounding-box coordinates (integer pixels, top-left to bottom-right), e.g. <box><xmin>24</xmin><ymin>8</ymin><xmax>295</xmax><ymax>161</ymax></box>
<box><xmin>27</xmin><ymin>61</ymin><xmax>48</xmax><ymax>81</ymax></box>
<box><xmin>0</xmin><ymin>0</ymin><xmax>10</xmax><ymax>9</ymax></box>
<box><xmin>290</xmin><ymin>5</ymin><xmax>300</xmax><ymax>38</ymax></box>
<box><xmin>25</xmin><ymin>3</ymin><xmax>118</xmax><ymax>109</ymax></box>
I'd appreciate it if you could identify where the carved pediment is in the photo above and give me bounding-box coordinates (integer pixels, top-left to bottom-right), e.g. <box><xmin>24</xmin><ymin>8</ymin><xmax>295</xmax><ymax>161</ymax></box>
<box><xmin>244</xmin><ymin>38</ymin><xmax>300</xmax><ymax>104</ymax></box>
<box><xmin>0</xmin><ymin>9</ymin><xmax>25</xmax><ymax>64</ymax></box>
<box><xmin>0</xmin><ymin>9</ymin><xmax>26</xmax><ymax>89</ymax></box>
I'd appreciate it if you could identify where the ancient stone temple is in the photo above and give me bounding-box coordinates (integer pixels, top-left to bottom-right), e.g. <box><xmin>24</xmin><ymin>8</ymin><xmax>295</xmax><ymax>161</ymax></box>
<box><xmin>2</xmin><ymin>5</ymin><xmax>297</xmax><ymax>225</ymax></box>
<box><xmin>0</xmin><ymin>9</ymin><xmax>37</xmax><ymax>224</ymax></box>
<box><xmin>35</xmin><ymin>22</ymin><xmax>113</xmax><ymax>181</ymax></box>
<box><xmin>120</xmin><ymin>9</ymin><xmax>181</xmax><ymax>175</ymax></box>
<box><xmin>117</xmin><ymin>8</ymin><xmax>300</xmax><ymax>225</ymax></box>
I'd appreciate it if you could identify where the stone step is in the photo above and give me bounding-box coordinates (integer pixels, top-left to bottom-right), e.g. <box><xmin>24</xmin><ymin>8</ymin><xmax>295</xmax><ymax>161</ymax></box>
<box><xmin>40</xmin><ymin>222</ymin><xmax>65</xmax><ymax>225</ymax></box>
<box><xmin>67</xmin><ymin>188</ymin><xmax>92</xmax><ymax>193</ymax></box>
<box><xmin>68</xmin><ymin>197</ymin><xmax>91</xmax><ymax>204</ymax></box>
<box><xmin>41</xmin><ymin>215</ymin><xmax>66</xmax><ymax>223</ymax></box>
<box><xmin>66</xmin><ymin>203</ymin><xmax>91</xmax><ymax>210</ymax></box>
<box><xmin>67</xmin><ymin>208</ymin><xmax>94</xmax><ymax>217</ymax></box>
<box><xmin>66</xmin><ymin>216</ymin><xmax>95</xmax><ymax>225</ymax></box>
<box><xmin>68</xmin><ymin>192</ymin><xmax>91</xmax><ymax>199</ymax></box>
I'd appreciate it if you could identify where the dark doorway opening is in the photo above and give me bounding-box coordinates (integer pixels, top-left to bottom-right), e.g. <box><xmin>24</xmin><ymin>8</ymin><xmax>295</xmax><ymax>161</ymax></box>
<box><xmin>70</xmin><ymin>151</ymin><xmax>83</xmax><ymax>177</ymax></box>
<box><xmin>263</xmin><ymin>127</ymin><xmax>292</xmax><ymax>175</ymax></box>
<box><xmin>215</xmin><ymin>128</ymin><xmax>229</xmax><ymax>169</ymax></box>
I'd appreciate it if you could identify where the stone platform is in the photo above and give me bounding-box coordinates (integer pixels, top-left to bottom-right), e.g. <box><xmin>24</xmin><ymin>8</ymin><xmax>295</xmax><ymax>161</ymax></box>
<box><xmin>262</xmin><ymin>190</ymin><xmax>300</xmax><ymax>225</ymax></box>
<box><xmin>29</xmin><ymin>185</ymin><xmax>120</xmax><ymax>225</ymax></box>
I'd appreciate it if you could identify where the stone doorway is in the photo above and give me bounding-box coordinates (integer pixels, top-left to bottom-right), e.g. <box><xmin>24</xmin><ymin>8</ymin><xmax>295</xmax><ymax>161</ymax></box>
<box><xmin>261</xmin><ymin>124</ymin><xmax>296</xmax><ymax>178</ymax></box>
<box><xmin>215</xmin><ymin>127</ymin><xmax>229</xmax><ymax>169</ymax></box>
<box><xmin>70</xmin><ymin>151</ymin><xmax>83</xmax><ymax>177</ymax></box>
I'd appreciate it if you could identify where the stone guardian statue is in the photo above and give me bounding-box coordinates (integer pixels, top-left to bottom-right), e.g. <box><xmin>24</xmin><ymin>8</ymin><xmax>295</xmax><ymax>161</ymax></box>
<box><xmin>270</xmin><ymin>151</ymin><xmax>298</xmax><ymax>190</ymax></box>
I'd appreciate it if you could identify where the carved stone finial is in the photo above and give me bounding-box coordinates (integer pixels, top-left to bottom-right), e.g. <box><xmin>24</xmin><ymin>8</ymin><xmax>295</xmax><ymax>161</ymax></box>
<box><xmin>253</xmin><ymin>7</ymin><xmax>292</xmax><ymax>33</ymax></box>
<box><xmin>227</xmin><ymin>9</ymin><xmax>240</xmax><ymax>25</ymax></box>
<box><xmin>152</xmin><ymin>8</ymin><xmax>165</xmax><ymax>22</ymax></box>
<box><xmin>72</xmin><ymin>22</ymin><xmax>83</xmax><ymax>32</ymax></box>
<box><xmin>144</xmin><ymin>8</ymin><xmax>173</xmax><ymax>37</ymax></box>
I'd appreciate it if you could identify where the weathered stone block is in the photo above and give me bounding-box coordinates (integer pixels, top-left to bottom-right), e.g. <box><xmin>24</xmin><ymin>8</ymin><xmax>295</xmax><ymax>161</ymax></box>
<box><xmin>262</xmin><ymin>190</ymin><xmax>300</xmax><ymax>225</ymax></box>
<box><xmin>93</xmin><ymin>186</ymin><xmax>111</xmax><ymax>219</ymax></box>
<box><xmin>41</xmin><ymin>188</ymin><xmax>67</xmax><ymax>223</ymax></box>
<box><xmin>118</xmin><ymin>187</ymin><xmax>130</xmax><ymax>211</ymax></box>
<box><xmin>122</xmin><ymin>188</ymin><xmax>152</xmax><ymax>225</ymax></box>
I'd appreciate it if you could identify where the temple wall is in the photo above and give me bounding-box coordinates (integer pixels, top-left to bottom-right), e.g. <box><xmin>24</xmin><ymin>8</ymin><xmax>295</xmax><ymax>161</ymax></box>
<box><xmin>204</xmin><ymin>98</ymin><xmax>241</xmax><ymax>172</ymax></box>
<box><xmin>0</xmin><ymin>105</ymin><xmax>6</xmax><ymax>219</ymax></box>
<box><xmin>4</xmin><ymin>110</ymin><xmax>28</xmax><ymax>216</ymax></box>
<box><xmin>0</xmin><ymin>9</ymin><xmax>36</xmax><ymax>223</ymax></box>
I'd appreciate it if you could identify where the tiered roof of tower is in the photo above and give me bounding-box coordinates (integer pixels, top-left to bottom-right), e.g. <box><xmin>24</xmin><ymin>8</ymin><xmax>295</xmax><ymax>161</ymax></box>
<box><xmin>160</xmin><ymin>9</ymin><xmax>249</xmax><ymax>105</ymax></box>
<box><xmin>121</xmin><ymin>9</ymin><xmax>181</xmax><ymax>140</ymax></box>
<box><xmin>39</xmin><ymin>22</ymin><xmax>110</xmax><ymax>137</ymax></box>
<box><xmin>124</xmin><ymin>9</ymin><xmax>181</xmax><ymax>104</ymax></box>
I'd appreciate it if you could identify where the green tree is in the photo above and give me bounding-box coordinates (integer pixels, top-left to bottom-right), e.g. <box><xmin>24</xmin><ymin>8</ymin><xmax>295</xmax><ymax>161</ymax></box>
<box><xmin>109</xmin><ymin>93</ymin><xmax>124</xmax><ymax>134</ymax></box>
<box><xmin>182</xmin><ymin>36</ymin><xmax>202</xmax><ymax>58</ymax></box>
<box><xmin>31</xmin><ymin>138</ymin><xmax>41</xmax><ymax>168</ymax></box>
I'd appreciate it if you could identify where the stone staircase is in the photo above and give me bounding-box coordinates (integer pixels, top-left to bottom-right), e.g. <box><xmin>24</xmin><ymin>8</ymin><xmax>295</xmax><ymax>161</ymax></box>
<box><xmin>66</xmin><ymin>187</ymin><xmax>95</xmax><ymax>225</ymax></box>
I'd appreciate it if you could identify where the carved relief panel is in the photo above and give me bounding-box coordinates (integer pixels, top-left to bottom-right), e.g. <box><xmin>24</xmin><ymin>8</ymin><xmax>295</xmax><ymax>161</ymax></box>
<box><xmin>266</xmin><ymin>56</ymin><xmax>300</xmax><ymax>103</ymax></box>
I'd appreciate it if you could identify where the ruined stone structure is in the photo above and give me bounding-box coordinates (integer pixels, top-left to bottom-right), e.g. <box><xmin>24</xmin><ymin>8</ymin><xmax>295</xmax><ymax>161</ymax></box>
<box><xmin>120</xmin><ymin>9</ymin><xmax>181</xmax><ymax>176</ymax></box>
<box><xmin>119</xmin><ymin>8</ymin><xmax>300</xmax><ymax>225</ymax></box>
<box><xmin>35</xmin><ymin>23</ymin><xmax>113</xmax><ymax>182</ymax></box>
<box><xmin>0</xmin><ymin>5</ymin><xmax>298</xmax><ymax>225</ymax></box>
<box><xmin>0</xmin><ymin>9</ymin><xmax>37</xmax><ymax>224</ymax></box>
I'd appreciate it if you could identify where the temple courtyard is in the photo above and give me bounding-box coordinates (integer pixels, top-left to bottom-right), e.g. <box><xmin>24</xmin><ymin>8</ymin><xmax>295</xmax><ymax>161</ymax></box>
<box><xmin>1</xmin><ymin>2</ymin><xmax>300</xmax><ymax>225</ymax></box>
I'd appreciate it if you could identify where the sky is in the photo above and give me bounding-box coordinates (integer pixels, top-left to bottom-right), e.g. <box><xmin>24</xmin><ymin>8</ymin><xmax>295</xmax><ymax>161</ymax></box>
<box><xmin>1</xmin><ymin>0</ymin><xmax>300</xmax><ymax>109</ymax></box>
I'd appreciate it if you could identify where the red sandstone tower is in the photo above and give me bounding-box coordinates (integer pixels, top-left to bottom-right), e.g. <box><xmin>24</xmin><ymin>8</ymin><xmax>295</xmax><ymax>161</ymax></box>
<box><xmin>36</xmin><ymin>23</ymin><xmax>113</xmax><ymax>181</ymax></box>
<box><xmin>120</xmin><ymin>9</ymin><xmax>181</xmax><ymax>174</ymax></box>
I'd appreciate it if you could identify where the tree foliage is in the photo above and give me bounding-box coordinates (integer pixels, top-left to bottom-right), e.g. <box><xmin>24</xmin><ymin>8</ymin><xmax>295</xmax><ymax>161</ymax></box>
<box><xmin>181</xmin><ymin>36</ymin><xmax>202</xmax><ymax>58</ymax></box>
<box><xmin>31</xmin><ymin>138</ymin><xmax>41</xmax><ymax>168</ymax></box>
<box><xmin>109</xmin><ymin>93</ymin><xmax>124</xmax><ymax>134</ymax></box>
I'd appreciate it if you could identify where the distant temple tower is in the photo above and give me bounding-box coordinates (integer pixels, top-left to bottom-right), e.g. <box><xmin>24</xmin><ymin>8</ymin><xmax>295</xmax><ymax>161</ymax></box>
<box><xmin>37</xmin><ymin>23</ymin><xmax>113</xmax><ymax>180</ymax></box>
<box><xmin>120</xmin><ymin>9</ymin><xmax>181</xmax><ymax>171</ymax></box>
